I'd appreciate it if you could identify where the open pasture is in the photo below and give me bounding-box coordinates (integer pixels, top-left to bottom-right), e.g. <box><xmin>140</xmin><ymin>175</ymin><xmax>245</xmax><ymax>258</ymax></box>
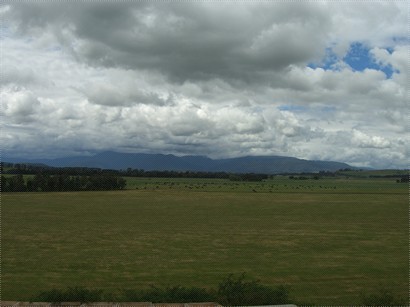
<box><xmin>125</xmin><ymin>176</ymin><xmax>406</xmax><ymax>194</ymax></box>
<box><xmin>2</xmin><ymin>178</ymin><xmax>408</xmax><ymax>305</ymax></box>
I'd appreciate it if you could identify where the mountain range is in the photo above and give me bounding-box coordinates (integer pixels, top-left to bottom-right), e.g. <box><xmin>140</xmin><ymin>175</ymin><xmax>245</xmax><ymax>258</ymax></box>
<box><xmin>3</xmin><ymin>151</ymin><xmax>354</xmax><ymax>174</ymax></box>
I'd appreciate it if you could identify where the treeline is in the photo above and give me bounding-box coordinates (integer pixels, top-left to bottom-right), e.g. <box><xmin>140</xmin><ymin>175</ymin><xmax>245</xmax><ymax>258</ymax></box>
<box><xmin>123</xmin><ymin>168</ymin><xmax>236</xmax><ymax>179</ymax></box>
<box><xmin>280</xmin><ymin>170</ymin><xmax>337</xmax><ymax>178</ymax></box>
<box><xmin>396</xmin><ymin>175</ymin><xmax>409</xmax><ymax>183</ymax></box>
<box><xmin>228</xmin><ymin>173</ymin><xmax>269</xmax><ymax>181</ymax></box>
<box><xmin>2</xmin><ymin>162</ymin><xmax>270</xmax><ymax>181</ymax></box>
<box><xmin>289</xmin><ymin>175</ymin><xmax>320</xmax><ymax>180</ymax></box>
<box><xmin>2</xmin><ymin>162</ymin><xmax>118</xmax><ymax>176</ymax></box>
<box><xmin>1</xmin><ymin>174</ymin><xmax>126</xmax><ymax>192</ymax></box>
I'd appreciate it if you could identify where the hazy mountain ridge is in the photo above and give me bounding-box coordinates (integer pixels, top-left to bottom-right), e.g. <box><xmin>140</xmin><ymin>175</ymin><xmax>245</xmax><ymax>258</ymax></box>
<box><xmin>3</xmin><ymin>151</ymin><xmax>354</xmax><ymax>174</ymax></box>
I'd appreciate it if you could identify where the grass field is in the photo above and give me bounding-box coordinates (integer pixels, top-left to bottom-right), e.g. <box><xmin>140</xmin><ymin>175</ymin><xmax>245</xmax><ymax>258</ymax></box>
<box><xmin>337</xmin><ymin>169</ymin><xmax>408</xmax><ymax>178</ymax></box>
<box><xmin>124</xmin><ymin>176</ymin><xmax>406</xmax><ymax>194</ymax></box>
<box><xmin>2</xmin><ymin>177</ymin><xmax>408</xmax><ymax>305</ymax></box>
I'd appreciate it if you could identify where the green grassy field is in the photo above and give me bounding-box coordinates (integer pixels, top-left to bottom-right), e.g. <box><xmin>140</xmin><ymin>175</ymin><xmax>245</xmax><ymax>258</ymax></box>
<box><xmin>2</xmin><ymin>177</ymin><xmax>408</xmax><ymax>305</ymax></box>
<box><xmin>124</xmin><ymin>176</ymin><xmax>406</xmax><ymax>194</ymax></box>
<box><xmin>336</xmin><ymin>169</ymin><xmax>408</xmax><ymax>178</ymax></box>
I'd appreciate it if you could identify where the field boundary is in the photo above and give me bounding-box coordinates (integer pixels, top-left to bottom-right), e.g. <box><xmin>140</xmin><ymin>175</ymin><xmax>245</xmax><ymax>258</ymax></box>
<box><xmin>0</xmin><ymin>303</ymin><xmax>300</xmax><ymax>307</ymax></box>
<box><xmin>0</xmin><ymin>302</ymin><xmax>224</xmax><ymax>307</ymax></box>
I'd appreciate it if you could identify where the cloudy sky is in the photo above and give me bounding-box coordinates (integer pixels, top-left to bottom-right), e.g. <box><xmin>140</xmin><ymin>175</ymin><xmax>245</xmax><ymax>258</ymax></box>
<box><xmin>1</xmin><ymin>1</ymin><xmax>408</xmax><ymax>168</ymax></box>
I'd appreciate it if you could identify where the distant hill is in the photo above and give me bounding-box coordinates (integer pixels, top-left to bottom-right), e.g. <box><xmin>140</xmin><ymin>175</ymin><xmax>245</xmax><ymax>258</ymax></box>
<box><xmin>3</xmin><ymin>151</ymin><xmax>354</xmax><ymax>174</ymax></box>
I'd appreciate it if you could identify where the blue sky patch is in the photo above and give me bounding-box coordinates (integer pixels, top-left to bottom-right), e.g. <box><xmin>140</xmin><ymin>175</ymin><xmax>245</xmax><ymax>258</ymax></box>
<box><xmin>278</xmin><ymin>105</ymin><xmax>308</xmax><ymax>112</ymax></box>
<box><xmin>308</xmin><ymin>47</ymin><xmax>339</xmax><ymax>71</ymax></box>
<box><xmin>386</xmin><ymin>47</ymin><xmax>394</xmax><ymax>54</ymax></box>
<box><xmin>343</xmin><ymin>42</ymin><xmax>393</xmax><ymax>78</ymax></box>
<box><xmin>320</xmin><ymin>106</ymin><xmax>336</xmax><ymax>113</ymax></box>
<box><xmin>309</xmin><ymin>42</ymin><xmax>394</xmax><ymax>78</ymax></box>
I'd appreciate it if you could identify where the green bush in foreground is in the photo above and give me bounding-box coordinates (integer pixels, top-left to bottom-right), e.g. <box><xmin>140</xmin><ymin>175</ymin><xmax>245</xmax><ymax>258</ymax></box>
<box><xmin>30</xmin><ymin>273</ymin><xmax>292</xmax><ymax>305</ymax></box>
<box><xmin>122</xmin><ymin>285</ymin><xmax>215</xmax><ymax>303</ymax></box>
<box><xmin>33</xmin><ymin>287</ymin><xmax>105</xmax><ymax>303</ymax></box>
<box><xmin>217</xmin><ymin>273</ymin><xmax>291</xmax><ymax>305</ymax></box>
<box><xmin>30</xmin><ymin>275</ymin><xmax>406</xmax><ymax>306</ymax></box>
<box><xmin>360</xmin><ymin>287</ymin><xmax>406</xmax><ymax>306</ymax></box>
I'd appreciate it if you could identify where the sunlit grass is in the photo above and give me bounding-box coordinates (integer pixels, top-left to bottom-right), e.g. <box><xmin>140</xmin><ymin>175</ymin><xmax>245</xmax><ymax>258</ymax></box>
<box><xmin>2</xmin><ymin>180</ymin><xmax>408</xmax><ymax>305</ymax></box>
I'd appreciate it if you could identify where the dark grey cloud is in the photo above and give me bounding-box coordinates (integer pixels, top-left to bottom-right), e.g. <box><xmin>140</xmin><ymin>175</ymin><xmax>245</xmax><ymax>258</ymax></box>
<box><xmin>82</xmin><ymin>84</ymin><xmax>170</xmax><ymax>107</ymax></box>
<box><xmin>8</xmin><ymin>2</ymin><xmax>331</xmax><ymax>84</ymax></box>
<box><xmin>2</xmin><ymin>65</ymin><xmax>37</xmax><ymax>86</ymax></box>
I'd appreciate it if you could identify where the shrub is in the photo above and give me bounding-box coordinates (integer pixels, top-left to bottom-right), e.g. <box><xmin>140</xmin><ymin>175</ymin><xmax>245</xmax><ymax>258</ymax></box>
<box><xmin>31</xmin><ymin>287</ymin><xmax>104</xmax><ymax>303</ymax></box>
<box><xmin>30</xmin><ymin>274</ymin><xmax>293</xmax><ymax>305</ymax></box>
<box><xmin>121</xmin><ymin>286</ymin><xmax>214</xmax><ymax>303</ymax></box>
<box><xmin>217</xmin><ymin>273</ymin><xmax>291</xmax><ymax>306</ymax></box>
<box><xmin>360</xmin><ymin>288</ymin><xmax>406</xmax><ymax>306</ymax></box>
<box><xmin>141</xmin><ymin>285</ymin><xmax>215</xmax><ymax>303</ymax></box>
